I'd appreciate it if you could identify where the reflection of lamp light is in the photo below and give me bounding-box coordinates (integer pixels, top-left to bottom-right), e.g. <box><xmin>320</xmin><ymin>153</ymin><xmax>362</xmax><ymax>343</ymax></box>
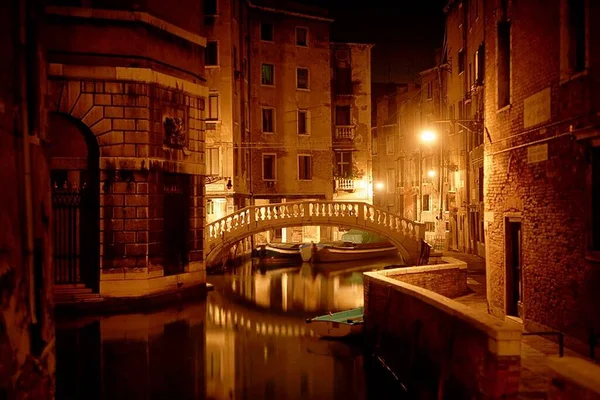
<box><xmin>427</xmin><ymin>169</ymin><xmax>436</xmax><ymax>178</ymax></box>
<box><xmin>374</xmin><ymin>181</ymin><xmax>385</xmax><ymax>191</ymax></box>
<box><xmin>226</xmin><ymin>178</ymin><xmax>233</xmax><ymax>190</ymax></box>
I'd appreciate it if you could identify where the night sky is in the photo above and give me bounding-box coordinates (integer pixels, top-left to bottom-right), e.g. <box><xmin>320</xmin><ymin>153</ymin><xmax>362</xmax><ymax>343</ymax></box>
<box><xmin>328</xmin><ymin>0</ymin><xmax>447</xmax><ymax>83</ymax></box>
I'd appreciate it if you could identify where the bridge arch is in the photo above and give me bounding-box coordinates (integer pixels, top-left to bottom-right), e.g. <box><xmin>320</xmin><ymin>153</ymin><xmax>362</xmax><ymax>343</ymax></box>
<box><xmin>204</xmin><ymin>201</ymin><xmax>426</xmax><ymax>267</ymax></box>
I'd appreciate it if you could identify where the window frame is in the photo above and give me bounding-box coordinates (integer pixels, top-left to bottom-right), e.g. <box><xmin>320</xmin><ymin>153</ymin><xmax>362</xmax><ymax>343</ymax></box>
<box><xmin>261</xmin><ymin>63</ymin><xmax>275</xmax><ymax>86</ymax></box>
<box><xmin>335</xmin><ymin>151</ymin><xmax>352</xmax><ymax>178</ymax></box>
<box><xmin>335</xmin><ymin>105</ymin><xmax>351</xmax><ymax>126</ymax></box>
<box><xmin>295</xmin><ymin>26</ymin><xmax>308</xmax><ymax>47</ymax></box>
<box><xmin>262</xmin><ymin>153</ymin><xmax>277</xmax><ymax>181</ymax></box>
<box><xmin>297</xmin><ymin>109</ymin><xmax>309</xmax><ymax>135</ymax></box>
<box><xmin>207</xmin><ymin>93</ymin><xmax>219</xmax><ymax>121</ymax></box>
<box><xmin>205</xmin><ymin>41</ymin><xmax>219</xmax><ymax>67</ymax></box>
<box><xmin>422</xmin><ymin>194</ymin><xmax>431</xmax><ymax>212</ymax></box>
<box><xmin>296</xmin><ymin>67</ymin><xmax>310</xmax><ymax>90</ymax></box>
<box><xmin>386</xmin><ymin>135</ymin><xmax>395</xmax><ymax>155</ymax></box>
<box><xmin>261</xmin><ymin>107</ymin><xmax>275</xmax><ymax>134</ymax></box>
<box><xmin>260</xmin><ymin>23</ymin><xmax>274</xmax><ymax>42</ymax></box>
<box><xmin>206</xmin><ymin>147</ymin><xmax>221</xmax><ymax>176</ymax></box>
<box><xmin>298</xmin><ymin>154</ymin><xmax>313</xmax><ymax>180</ymax></box>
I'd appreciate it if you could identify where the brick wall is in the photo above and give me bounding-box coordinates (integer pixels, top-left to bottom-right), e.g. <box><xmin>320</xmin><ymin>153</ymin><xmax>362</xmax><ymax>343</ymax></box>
<box><xmin>483</xmin><ymin>0</ymin><xmax>600</xmax><ymax>345</ymax></box>
<box><xmin>364</xmin><ymin>269</ymin><xmax>522</xmax><ymax>398</ymax></box>
<box><xmin>386</xmin><ymin>261</ymin><xmax>469</xmax><ymax>299</ymax></box>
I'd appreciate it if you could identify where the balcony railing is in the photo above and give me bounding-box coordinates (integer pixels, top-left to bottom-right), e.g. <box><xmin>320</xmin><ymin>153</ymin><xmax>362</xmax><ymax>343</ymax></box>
<box><xmin>335</xmin><ymin>125</ymin><xmax>356</xmax><ymax>140</ymax></box>
<box><xmin>335</xmin><ymin>178</ymin><xmax>355</xmax><ymax>191</ymax></box>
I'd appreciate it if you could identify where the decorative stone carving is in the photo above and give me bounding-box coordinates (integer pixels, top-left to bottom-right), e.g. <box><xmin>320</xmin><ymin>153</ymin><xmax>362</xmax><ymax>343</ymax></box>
<box><xmin>164</xmin><ymin>116</ymin><xmax>186</xmax><ymax>148</ymax></box>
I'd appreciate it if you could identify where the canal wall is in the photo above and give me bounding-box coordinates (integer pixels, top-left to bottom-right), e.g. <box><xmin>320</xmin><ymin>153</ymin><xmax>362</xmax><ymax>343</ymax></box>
<box><xmin>364</xmin><ymin>261</ymin><xmax>522</xmax><ymax>398</ymax></box>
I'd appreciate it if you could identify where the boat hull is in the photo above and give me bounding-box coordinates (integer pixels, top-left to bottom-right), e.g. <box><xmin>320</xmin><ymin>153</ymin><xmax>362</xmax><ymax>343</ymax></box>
<box><xmin>300</xmin><ymin>243</ymin><xmax>398</xmax><ymax>263</ymax></box>
<box><xmin>260</xmin><ymin>244</ymin><xmax>302</xmax><ymax>263</ymax></box>
<box><xmin>306</xmin><ymin>306</ymin><xmax>364</xmax><ymax>338</ymax></box>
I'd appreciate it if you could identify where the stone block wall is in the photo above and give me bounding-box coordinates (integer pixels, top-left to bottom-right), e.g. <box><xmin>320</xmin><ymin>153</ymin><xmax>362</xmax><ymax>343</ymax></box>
<box><xmin>364</xmin><ymin>269</ymin><xmax>522</xmax><ymax>398</ymax></box>
<box><xmin>47</xmin><ymin>66</ymin><xmax>207</xmax><ymax>295</ymax></box>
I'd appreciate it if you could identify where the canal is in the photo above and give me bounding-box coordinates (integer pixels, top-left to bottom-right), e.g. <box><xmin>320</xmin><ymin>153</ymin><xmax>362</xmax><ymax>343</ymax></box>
<box><xmin>56</xmin><ymin>256</ymin><xmax>408</xmax><ymax>399</ymax></box>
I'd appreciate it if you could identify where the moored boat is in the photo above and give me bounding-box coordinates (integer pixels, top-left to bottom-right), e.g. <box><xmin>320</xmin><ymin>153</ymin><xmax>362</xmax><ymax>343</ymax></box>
<box><xmin>260</xmin><ymin>243</ymin><xmax>302</xmax><ymax>263</ymax></box>
<box><xmin>299</xmin><ymin>242</ymin><xmax>398</xmax><ymax>263</ymax></box>
<box><xmin>305</xmin><ymin>307</ymin><xmax>364</xmax><ymax>338</ymax></box>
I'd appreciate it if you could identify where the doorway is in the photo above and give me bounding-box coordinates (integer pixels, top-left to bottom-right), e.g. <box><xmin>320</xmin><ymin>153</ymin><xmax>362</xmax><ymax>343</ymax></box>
<box><xmin>505</xmin><ymin>217</ymin><xmax>523</xmax><ymax>318</ymax></box>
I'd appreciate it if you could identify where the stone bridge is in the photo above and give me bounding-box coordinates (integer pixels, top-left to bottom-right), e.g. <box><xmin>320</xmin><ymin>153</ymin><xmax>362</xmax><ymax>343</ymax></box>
<box><xmin>204</xmin><ymin>201</ymin><xmax>426</xmax><ymax>267</ymax></box>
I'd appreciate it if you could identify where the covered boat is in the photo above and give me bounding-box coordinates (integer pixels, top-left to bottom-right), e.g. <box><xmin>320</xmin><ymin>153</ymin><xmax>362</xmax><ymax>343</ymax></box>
<box><xmin>299</xmin><ymin>229</ymin><xmax>398</xmax><ymax>263</ymax></box>
<box><xmin>260</xmin><ymin>243</ymin><xmax>302</xmax><ymax>263</ymax></box>
<box><xmin>305</xmin><ymin>307</ymin><xmax>364</xmax><ymax>338</ymax></box>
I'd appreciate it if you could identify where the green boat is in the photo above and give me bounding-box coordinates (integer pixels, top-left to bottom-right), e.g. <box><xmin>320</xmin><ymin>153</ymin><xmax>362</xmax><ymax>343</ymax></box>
<box><xmin>305</xmin><ymin>307</ymin><xmax>364</xmax><ymax>338</ymax></box>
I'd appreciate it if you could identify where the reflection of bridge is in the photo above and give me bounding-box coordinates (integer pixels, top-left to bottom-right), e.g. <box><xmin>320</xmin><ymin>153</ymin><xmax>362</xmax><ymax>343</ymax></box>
<box><xmin>205</xmin><ymin>201</ymin><xmax>426</xmax><ymax>266</ymax></box>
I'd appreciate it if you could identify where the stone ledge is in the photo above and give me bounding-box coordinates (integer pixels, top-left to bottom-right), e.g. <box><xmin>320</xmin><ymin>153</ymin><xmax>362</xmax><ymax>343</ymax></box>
<box><xmin>364</xmin><ymin>269</ymin><xmax>522</xmax><ymax>354</ymax></box>
<box><xmin>45</xmin><ymin>6</ymin><xmax>207</xmax><ymax>47</ymax></box>
<box><xmin>48</xmin><ymin>64</ymin><xmax>209</xmax><ymax>98</ymax></box>
<box><xmin>380</xmin><ymin>257</ymin><xmax>465</xmax><ymax>276</ymax></box>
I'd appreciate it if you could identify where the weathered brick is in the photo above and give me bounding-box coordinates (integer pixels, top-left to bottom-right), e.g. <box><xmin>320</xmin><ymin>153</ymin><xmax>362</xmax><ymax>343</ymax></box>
<box><xmin>97</xmin><ymin>131</ymin><xmax>124</xmax><ymax>146</ymax></box>
<box><xmin>125</xmin><ymin>195</ymin><xmax>148</xmax><ymax>206</ymax></box>
<box><xmin>136</xmin><ymin>119</ymin><xmax>150</xmax><ymax>131</ymax></box>
<box><xmin>124</xmin><ymin>107</ymin><xmax>149</xmax><ymax>119</ymax></box>
<box><xmin>137</xmin><ymin>231</ymin><xmax>149</xmax><ymax>243</ymax></box>
<box><xmin>104</xmin><ymin>82</ymin><xmax>123</xmax><ymax>93</ymax></box>
<box><xmin>125</xmin><ymin>243</ymin><xmax>148</xmax><ymax>256</ymax></box>
<box><xmin>136</xmin><ymin>145</ymin><xmax>150</xmax><ymax>157</ymax></box>
<box><xmin>105</xmin><ymin>106</ymin><xmax>124</xmax><ymax>118</ymax></box>
<box><xmin>100</xmin><ymin>144</ymin><xmax>136</xmax><ymax>157</ymax></box>
<box><xmin>100</xmin><ymin>194</ymin><xmax>124</xmax><ymax>206</ymax></box>
<box><xmin>112</xmin><ymin>118</ymin><xmax>135</xmax><ymax>131</ymax></box>
<box><xmin>123</xmin><ymin>131</ymin><xmax>148</xmax><ymax>144</ymax></box>
<box><xmin>136</xmin><ymin>207</ymin><xmax>148</xmax><ymax>218</ymax></box>
<box><xmin>136</xmin><ymin>182</ymin><xmax>149</xmax><ymax>193</ymax></box>
<box><xmin>125</xmin><ymin>219</ymin><xmax>148</xmax><ymax>231</ymax></box>
<box><xmin>94</xmin><ymin>93</ymin><xmax>111</xmax><ymax>105</ymax></box>
<box><xmin>113</xmin><ymin>231</ymin><xmax>136</xmax><ymax>243</ymax></box>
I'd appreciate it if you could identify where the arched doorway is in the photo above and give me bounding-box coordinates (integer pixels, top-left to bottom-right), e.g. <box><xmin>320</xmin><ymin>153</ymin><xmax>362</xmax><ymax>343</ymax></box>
<box><xmin>48</xmin><ymin>113</ymin><xmax>100</xmax><ymax>292</ymax></box>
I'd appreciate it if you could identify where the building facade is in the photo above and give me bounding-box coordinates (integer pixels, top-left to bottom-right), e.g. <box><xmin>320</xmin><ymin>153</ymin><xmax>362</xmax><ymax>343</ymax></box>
<box><xmin>445</xmin><ymin>0</ymin><xmax>486</xmax><ymax>256</ymax></box>
<box><xmin>205</xmin><ymin>0</ymin><xmax>373</xmax><ymax>246</ymax></box>
<box><xmin>43</xmin><ymin>0</ymin><xmax>208</xmax><ymax>298</ymax></box>
<box><xmin>484</xmin><ymin>0</ymin><xmax>600</xmax><ymax>349</ymax></box>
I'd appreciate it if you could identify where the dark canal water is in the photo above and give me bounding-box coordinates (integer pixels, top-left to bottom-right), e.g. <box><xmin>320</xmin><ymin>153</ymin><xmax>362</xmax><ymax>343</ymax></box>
<box><xmin>56</xmin><ymin>256</ymin><xmax>408</xmax><ymax>400</ymax></box>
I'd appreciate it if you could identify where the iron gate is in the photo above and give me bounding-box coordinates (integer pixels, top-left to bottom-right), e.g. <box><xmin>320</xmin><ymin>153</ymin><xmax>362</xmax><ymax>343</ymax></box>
<box><xmin>163</xmin><ymin>173</ymin><xmax>190</xmax><ymax>276</ymax></box>
<box><xmin>52</xmin><ymin>183</ymin><xmax>83</xmax><ymax>284</ymax></box>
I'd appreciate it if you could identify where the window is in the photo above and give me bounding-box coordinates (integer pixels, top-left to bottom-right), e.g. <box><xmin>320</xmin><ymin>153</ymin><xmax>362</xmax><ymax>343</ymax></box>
<box><xmin>592</xmin><ymin>148</ymin><xmax>600</xmax><ymax>249</ymax></box>
<box><xmin>567</xmin><ymin>0</ymin><xmax>586</xmax><ymax>74</ymax></box>
<box><xmin>399</xmin><ymin>159</ymin><xmax>405</xmax><ymax>187</ymax></box>
<box><xmin>478</xmin><ymin>166</ymin><xmax>484</xmax><ymax>201</ymax></box>
<box><xmin>422</xmin><ymin>194</ymin><xmax>430</xmax><ymax>211</ymax></box>
<box><xmin>335</xmin><ymin>152</ymin><xmax>352</xmax><ymax>178</ymax></box>
<box><xmin>262</xmin><ymin>108</ymin><xmax>274</xmax><ymax>133</ymax></box>
<box><xmin>475</xmin><ymin>44</ymin><xmax>484</xmax><ymax>85</ymax></box>
<box><xmin>458</xmin><ymin>48</ymin><xmax>465</xmax><ymax>73</ymax></box>
<box><xmin>263</xmin><ymin>154</ymin><xmax>276</xmax><ymax>180</ymax></box>
<box><xmin>208</xmin><ymin>94</ymin><xmax>219</xmax><ymax>120</ymax></box>
<box><xmin>204</xmin><ymin>0</ymin><xmax>217</xmax><ymax>15</ymax></box>
<box><xmin>297</xmin><ymin>110</ymin><xmax>308</xmax><ymax>135</ymax></box>
<box><xmin>497</xmin><ymin>21</ymin><xmax>511</xmax><ymax>108</ymax></box>
<box><xmin>386</xmin><ymin>135</ymin><xmax>394</xmax><ymax>155</ymax></box>
<box><xmin>426</xmin><ymin>81</ymin><xmax>433</xmax><ymax>99</ymax></box>
<box><xmin>298</xmin><ymin>155</ymin><xmax>312</xmax><ymax>180</ymax></box>
<box><xmin>261</xmin><ymin>64</ymin><xmax>274</xmax><ymax>85</ymax></box>
<box><xmin>296</xmin><ymin>27</ymin><xmax>308</xmax><ymax>46</ymax></box>
<box><xmin>386</xmin><ymin>169</ymin><xmax>396</xmax><ymax>193</ymax></box>
<box><xmin>260</xmin><ymin>23</ymin><xmax>273</xmax><ymax>41</ymax></box>
<box><xmin>335</xmin><ymin>105</ymin><xmax>351</xmax><ymax>126</ymax></box>
<box><xmin>206</xmin><ymin>148</ymin><xmax>220</xmax><ymax>175</ymax></box>
<box><xmin>334</xmin><ymin>68</ymin><xmax>352</xmax><ymax>94</ymax></box>
<box><xmin>205</xmin><ymin>41</ymin><xmax>218</xmax><ymax>66</ymax></box>
<box><xmin>297</xmin><ymin>68</ymin><xmax>309</xmax><ymax>89</ymax></box>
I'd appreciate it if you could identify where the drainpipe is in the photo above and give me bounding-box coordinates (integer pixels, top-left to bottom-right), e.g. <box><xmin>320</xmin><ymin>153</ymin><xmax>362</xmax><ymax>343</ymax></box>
<box><xmin>19</xmin><ymin>0</ymin><xmax>37</xmax><ymax>324</ymax></box>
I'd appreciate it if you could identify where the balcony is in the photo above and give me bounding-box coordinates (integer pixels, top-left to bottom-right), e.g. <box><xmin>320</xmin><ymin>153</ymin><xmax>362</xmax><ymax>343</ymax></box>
<box><xmin>335</xmin><ymin>125</ymin><xmax>356</xmax><ymax>140</ymax></box>
<box><xmin>335</xmin><ymin>178</ymin><xmax>355</xmax><ymax>191</ymax></box>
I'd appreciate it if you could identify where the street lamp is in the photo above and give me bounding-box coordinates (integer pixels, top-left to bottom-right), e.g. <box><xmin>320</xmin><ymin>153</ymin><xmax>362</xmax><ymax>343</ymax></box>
<box><xmin>374</xmin><ymin>181</ymin><xmax>385</xmax><ymax>191</ymax></box>
<box><xmin>427</xmin><ymin>169</ymin><xmax>436</xmax><ymax>178</ymax></box>
<box><xmin>420</xmin><ymin>129</ymin><xmax>437</xmax><ymax>143</ymax></box>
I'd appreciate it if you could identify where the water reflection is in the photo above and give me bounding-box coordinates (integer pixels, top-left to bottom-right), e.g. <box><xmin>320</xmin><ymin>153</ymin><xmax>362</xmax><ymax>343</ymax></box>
<box><xmin>56</xmin><ymin>256</ymin><xmax>405</xmax><ymax>400</ymax></box>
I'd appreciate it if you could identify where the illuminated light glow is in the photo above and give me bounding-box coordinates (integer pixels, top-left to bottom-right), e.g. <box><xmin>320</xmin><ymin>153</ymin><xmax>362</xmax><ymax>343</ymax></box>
<box><xmin>358</xmin><ymin>179</ymin><xmax>367</xmax><ymax>189</ymax></box>
<box><xmin>374</xmin><ymin>181</ymin><xmax>385</xmax><ymax>191</ymax></box>
<box><xmin>428</xmin><ymin>169</ymin><xmax>436</xmax><ymax>178</ymax></box>
<box><xmin>420</xmin><ymin>129</ymin><xmax>437</xmax><ymax>143</ymax></box>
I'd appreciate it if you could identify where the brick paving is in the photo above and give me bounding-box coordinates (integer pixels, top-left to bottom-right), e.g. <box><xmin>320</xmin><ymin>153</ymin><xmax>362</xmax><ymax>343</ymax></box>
<box><xmin>443</xmin><ymin>251</ymin><xmax>594</xmax><ymax>399</ymax></box>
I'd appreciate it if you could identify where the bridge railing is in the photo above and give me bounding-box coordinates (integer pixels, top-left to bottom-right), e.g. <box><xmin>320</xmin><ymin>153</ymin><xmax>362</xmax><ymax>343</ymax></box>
<box><xmin>205</xmin><ymin>201</ymin><xmax>425</xmax><ymax>250</ymax></box>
